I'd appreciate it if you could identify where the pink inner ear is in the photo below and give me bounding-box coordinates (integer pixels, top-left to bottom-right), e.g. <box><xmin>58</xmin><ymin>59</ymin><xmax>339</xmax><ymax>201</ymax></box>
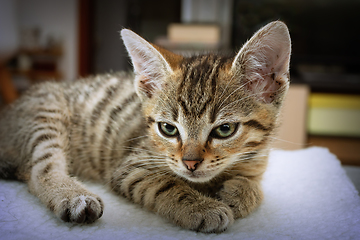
<box><xmin>246</xmin><ymin>71</ymin><xmax>285</xmax><ymax>104</ymax></box>
<box><xmin>137</xmin><ymin>75</ymin><xmax>156</xmax><ymax>98</ymax></box>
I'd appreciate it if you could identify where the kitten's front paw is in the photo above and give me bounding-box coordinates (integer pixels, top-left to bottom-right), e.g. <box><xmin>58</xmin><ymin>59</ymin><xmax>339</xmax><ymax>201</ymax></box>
<box><xmin>218</xmin><ymin>177</ymin><xmax>263</xmax><ymax>219</ymax></box>
<box><xmin>57</xmin><ymin>195</ymin><xmax>104</xmax><ymax>223</ymax></box>
<box><xmin>174</xmin><ymin>200</ymin><xmax>234</xmax><ymax>233</ymax></box>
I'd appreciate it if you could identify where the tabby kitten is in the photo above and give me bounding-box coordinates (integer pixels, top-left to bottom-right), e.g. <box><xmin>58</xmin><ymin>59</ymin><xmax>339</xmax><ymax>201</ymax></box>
<box><xmin>0</xmin><ymin>21</ymin><xmax>291</xmax><ymax>233</ymax></box>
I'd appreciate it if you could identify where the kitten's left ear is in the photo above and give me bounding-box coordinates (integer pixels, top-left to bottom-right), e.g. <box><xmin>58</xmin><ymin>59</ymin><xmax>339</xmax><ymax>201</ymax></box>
<box><xmin>232</xmin><ymin>21</ymin><xmax>291</xmax><ymax>104</ymax></box>
<box><xmin>121</xmin><ymin>29</ymin><xmax>179</xmax><ymax>100</ymax></box>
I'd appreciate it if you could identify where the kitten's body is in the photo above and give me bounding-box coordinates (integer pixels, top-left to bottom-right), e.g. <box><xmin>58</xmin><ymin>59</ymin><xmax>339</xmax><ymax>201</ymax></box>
<box><xmin>0</xmin><ymin>21</ymin><xmax>291</xmax><ymax>232</ymax></box>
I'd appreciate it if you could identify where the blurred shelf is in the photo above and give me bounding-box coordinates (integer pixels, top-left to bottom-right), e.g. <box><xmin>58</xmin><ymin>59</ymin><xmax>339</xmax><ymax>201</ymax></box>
<box><xmin>18</xmin><ymin>47</ymin><xmax>63</xmax><ymax>57</ymax></box>
<box><xmin>0</xmin><ymin>52</ymin><xmax>19</xmax><ymax>104</ymax></box>
<box><xmin>0</xmin><ymin>47</ymin><xmax>63</xmax><ymax>104</ymax></box>
<box><xmin>291</xmin><ymin>75</ymin><xmax>360</xmax><ymax>94</ymax></box>
<box><xmin>11</xmin><ymin>69</ymin><xmax>62</xmax><ymax>82</ymax></box>
<box><xmin>308</xmin><ymin>135</ymin><xmax>360</xmax><ymax>166</ymax></box>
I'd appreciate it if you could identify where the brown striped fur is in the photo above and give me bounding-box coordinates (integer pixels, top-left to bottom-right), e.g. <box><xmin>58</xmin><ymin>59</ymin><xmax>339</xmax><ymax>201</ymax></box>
<box><xmin>0</xmin><ymin>21</ymin><xmax>291</xmax><ymax>232</ymax></box>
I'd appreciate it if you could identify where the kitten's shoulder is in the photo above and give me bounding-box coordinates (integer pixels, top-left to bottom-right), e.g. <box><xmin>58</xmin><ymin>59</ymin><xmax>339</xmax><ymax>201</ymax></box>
<box><xmin>17</xmin><ymin>71</ymin><xmax>135</xmax><ymax>106</ymax></box>
<box><xmin>71</xmin><ymin>71</ymin><xmax>134</xmax><ymax>88</ymax></box>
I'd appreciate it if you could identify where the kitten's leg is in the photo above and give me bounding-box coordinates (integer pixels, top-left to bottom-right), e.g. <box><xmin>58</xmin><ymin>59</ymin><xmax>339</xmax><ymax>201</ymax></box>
<box><xmin>28</xmin><ymin>157</ymin><xmax>104</xmax><ymax>223</ymax></box>
<box><xmin>217</xmin><ymin>175</ymin><xmax>263</xmax><ymax>219</ymax></box>
<box><xmin>24</xmin><ymin>119</ymin><xmax>104</xmax><ymax>223</ymax></box>
<box><xmin>111</xmin><ymin>165</ymin><xmax>234</xmax><ymax>233</ymax></box>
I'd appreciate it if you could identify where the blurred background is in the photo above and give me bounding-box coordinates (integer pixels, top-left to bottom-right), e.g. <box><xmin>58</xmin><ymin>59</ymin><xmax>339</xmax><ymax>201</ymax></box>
<box><xmin>0</xmin><ymin>0</ymin><xmax>359</xmax><ymax>170</ymax></box>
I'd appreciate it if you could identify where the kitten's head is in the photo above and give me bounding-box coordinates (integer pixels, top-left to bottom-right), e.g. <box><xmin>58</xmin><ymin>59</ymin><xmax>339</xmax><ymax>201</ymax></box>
<box><xmin>121</xmin><ymin>21</ymin><xmax>291</xmax><ymax>183</ymax></box>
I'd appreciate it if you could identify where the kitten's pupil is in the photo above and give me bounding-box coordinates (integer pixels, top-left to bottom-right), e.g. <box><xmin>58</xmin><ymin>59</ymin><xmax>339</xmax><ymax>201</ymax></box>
<box><xmin>165</xmin><ymin>124</ymin><xmax>175</xmax><ymax>133</ymax></box>
<box><xmin>220</xmin><ymin>124</ymin><xmax>230</xmax><ymax>133</ymax></box>
<box><xmin>159</xmin><ymin>122</ymin><xmax>178</xmax><ymax>137</ymax></box>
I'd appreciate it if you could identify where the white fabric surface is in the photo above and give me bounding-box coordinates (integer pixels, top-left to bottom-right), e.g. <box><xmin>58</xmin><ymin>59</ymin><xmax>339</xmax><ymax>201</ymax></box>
<box><xmin>1</xmin><ymin>147</ymin><xmax>359</xmax><ymax>240</ymax></box>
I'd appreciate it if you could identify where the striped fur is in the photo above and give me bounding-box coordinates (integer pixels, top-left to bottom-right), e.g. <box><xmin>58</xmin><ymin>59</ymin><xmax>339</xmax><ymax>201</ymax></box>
<box><xmin>0</xmin><ymin>21</ymin><xmax>291</xmax><ymax>232</ymax></box>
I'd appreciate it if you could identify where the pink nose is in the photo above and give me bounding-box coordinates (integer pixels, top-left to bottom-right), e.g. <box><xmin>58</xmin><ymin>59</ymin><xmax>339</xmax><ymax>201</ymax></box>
<box><xmin>182</xmin><ymin>159</ymin><xmax>203</xmax><ymax>172</ymax></box>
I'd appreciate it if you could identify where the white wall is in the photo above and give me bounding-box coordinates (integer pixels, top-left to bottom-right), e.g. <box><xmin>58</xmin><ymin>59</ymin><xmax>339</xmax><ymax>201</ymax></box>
<box><xmin>17</xmin><ymin>0</ymin><xmax>78</xmax><ymax>81</ymax></box>
<box><xmin>0</xmin><ymin>0</ymin><xmax>19</xmax><ymax>53</ymax></box>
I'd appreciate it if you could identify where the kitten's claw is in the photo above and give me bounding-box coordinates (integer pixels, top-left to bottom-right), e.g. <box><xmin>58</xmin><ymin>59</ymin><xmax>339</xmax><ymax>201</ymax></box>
<box><xmin>58</xmin><ymin>195</ymin><xmax>104</xmax><ymax>223</ymax></box>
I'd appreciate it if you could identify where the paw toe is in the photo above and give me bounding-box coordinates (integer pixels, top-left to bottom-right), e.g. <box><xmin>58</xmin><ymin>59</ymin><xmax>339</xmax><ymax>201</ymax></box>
<box><xmin>196</xmin><ymin>206</ymin><xmax>233</xmax><ymax>233</ymax></box>
<box><xmin>184</xmin><ymin>201</ymin><xmax>234</xmax><ymax>233</ymax></box>
<box><xmin>60</xmin><ymin>201</ymin><xmax>71</xmax><ymax>222</ymax></box>
<box><xmin>84</xmin><ymin>197</ymin><xmax>103</xmax><ymax>223</ymax></box>
<box><xmin>58</xmin><ymin>195</ymin><xmax>103</xmax><ymax>224</ymax></box>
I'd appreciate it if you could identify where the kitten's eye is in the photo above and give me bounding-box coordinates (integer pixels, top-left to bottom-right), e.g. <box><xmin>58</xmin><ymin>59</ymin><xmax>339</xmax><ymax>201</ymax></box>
<box><xmin>211</xmin><ymin>123</ymin><xmax>238</xmax><ymax>139</ymax></box>
<box><xmin>158</xmin><ymin>122</ymin><xmax>179</xmax><ymax>137</ymax></box>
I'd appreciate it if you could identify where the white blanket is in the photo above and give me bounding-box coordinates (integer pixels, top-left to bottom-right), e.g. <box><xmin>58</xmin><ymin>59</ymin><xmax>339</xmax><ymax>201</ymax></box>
<box><xmin>1</xmin><ymin>147</ymin><xmax>359</xmax><ymax>240</ymax></box>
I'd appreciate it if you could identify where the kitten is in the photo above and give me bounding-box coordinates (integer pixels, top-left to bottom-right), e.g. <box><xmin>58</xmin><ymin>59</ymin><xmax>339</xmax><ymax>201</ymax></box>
<box><xmin>0</xmin><ymin>21</ymin><xmax>291</xmax><ymax>233</ymax></box>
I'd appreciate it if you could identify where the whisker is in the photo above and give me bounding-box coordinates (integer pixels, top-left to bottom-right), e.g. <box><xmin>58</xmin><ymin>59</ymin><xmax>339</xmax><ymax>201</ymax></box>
<box><xmin>124</xmin><ymin>135</ymin><xmax>148</xmax><ymax>142</ymax></box>
<box><xmin>268</xmin><ymin>136</ymin><xmax>309</xmax><ymax>148</ymax></box>
<box><xmin>217</xmin><ymin>81</ymin><xmax>248</xmax><ymax>110</ymax></box>
<box><xmin>220</xmin><ymin>82</ymin><xmax>288</xmax><ymax>112</ymax></box>
<box><xmin>217</xmin><ymin>70</ymin><xmax>238</xmax><ymax>103</ymax></box>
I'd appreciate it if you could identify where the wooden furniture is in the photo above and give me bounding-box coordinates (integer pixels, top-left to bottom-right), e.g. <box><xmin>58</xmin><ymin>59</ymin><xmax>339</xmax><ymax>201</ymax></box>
<box><xmin>273</xmin><ymin>84</ymin><xmax>360</xmax><ymax>165</ymax></box>
<box><xmin>13</xmin><ymin>48</ymin><xmax>63</xmax><ymax>82</ymax></box>
<box><xmin>308</xmin><ymin>136</ymin><xmax>360</xmax><ymax>166</ymax></box>
<box><xmin>0</xmin><ymin>52</ymin><xmax>19</xmax><ymax>104</ymax></box>
<box><xmin>0</xmin><ymin>48</ymin><xmax>63</xmax><ymax>105</ymax></box>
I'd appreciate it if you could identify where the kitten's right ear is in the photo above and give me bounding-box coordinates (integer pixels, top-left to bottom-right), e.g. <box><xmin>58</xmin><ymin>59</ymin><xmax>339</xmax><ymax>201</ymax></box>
<box><xmin>121</xmin><ymin>29</ymin><xmax>173</xmax><ymax>100</ymax></box>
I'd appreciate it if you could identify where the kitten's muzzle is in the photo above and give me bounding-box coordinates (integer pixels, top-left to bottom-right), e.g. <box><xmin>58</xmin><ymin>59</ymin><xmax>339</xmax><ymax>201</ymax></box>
<box><xmin>182</xmin><ymin>159</ymin><xmax>203</xmax><ymax>172</ymax></box>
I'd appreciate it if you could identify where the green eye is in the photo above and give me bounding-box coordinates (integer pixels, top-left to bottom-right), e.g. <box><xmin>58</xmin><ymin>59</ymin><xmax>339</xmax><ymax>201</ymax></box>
<box><xmin>211</xmin><ymin>123</ymin><xmax>238</xmax><ymax>139</ymax></box>
<box><xmin>159</xmin><ymin>122</ymin><xmax>179</xmax><ymax>137</ymax></box>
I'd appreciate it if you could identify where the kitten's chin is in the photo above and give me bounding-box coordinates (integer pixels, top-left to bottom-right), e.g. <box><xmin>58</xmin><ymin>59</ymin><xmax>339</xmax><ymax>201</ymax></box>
<box><xmin>179</xmin><ymin>171</ymin><xmax>217</xmax><ymax>183</ymax></box>
<box><xmin>168</xmin><ymin>164</ymin><xmax>223</xmax><ymax>183</ymax></box>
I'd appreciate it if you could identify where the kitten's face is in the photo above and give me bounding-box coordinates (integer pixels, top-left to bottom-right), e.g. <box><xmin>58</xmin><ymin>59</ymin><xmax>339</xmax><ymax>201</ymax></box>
<box><xmin>121</xmin><ymin>21</ymin><xmax>291</xmax><ymax>183</ymax></box>
<box><xmin>143</xmin><ymin>56</ymin><xmax>277</xmax><ymax>182</ymax></box>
